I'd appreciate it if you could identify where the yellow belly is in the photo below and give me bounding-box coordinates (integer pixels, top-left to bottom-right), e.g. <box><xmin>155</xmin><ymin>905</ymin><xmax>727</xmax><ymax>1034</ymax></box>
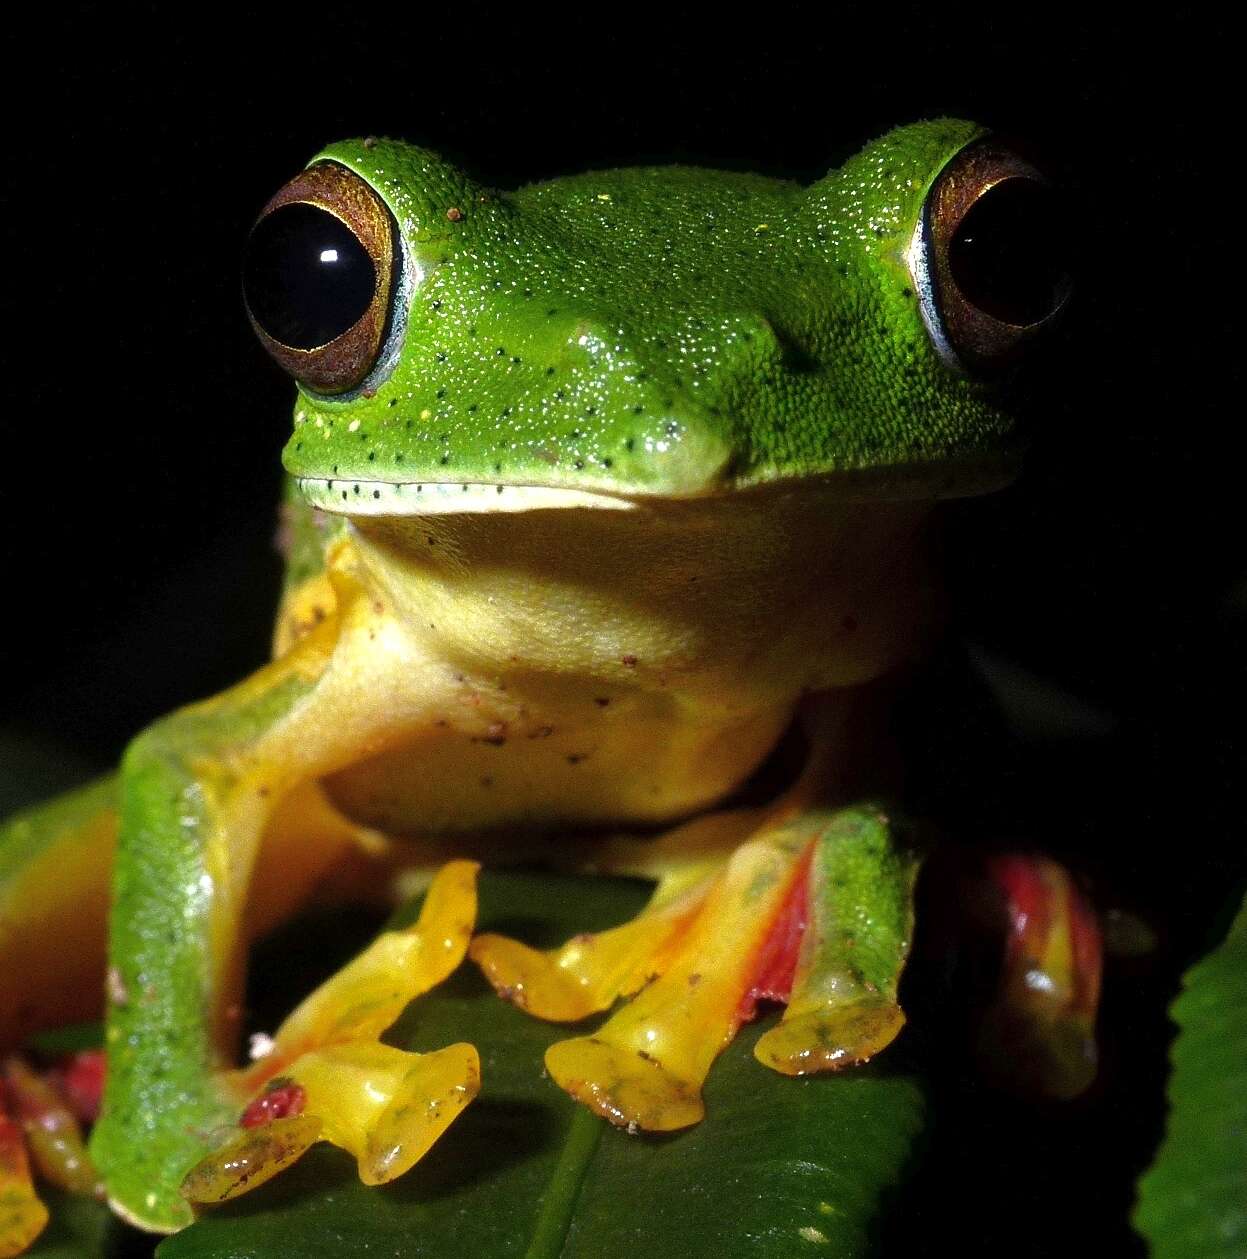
<box><xmin>285</xmin><ymin>485</ymin><xmax>939</xmax><ymax>836</ymax></box>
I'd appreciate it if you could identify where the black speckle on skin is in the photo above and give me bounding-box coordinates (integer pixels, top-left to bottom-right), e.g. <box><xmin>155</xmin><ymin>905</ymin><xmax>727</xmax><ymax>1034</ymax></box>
<box><xmin>573</xmin><ymin>459</ymin><xmax>585</xmax><ymax>470</ymax></box>
<box><xmin>624</xmin><ymin>438</ymin><xmax>635</xmax><ymax>451</ymax></box>
<box><xmin>373</xmin><ymin>490</ymin><xmax>380</xmax><ymax>499</ymax></box>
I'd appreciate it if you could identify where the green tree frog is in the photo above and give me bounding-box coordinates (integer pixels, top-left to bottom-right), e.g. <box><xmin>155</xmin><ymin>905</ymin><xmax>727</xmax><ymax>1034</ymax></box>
<box><xmin>0</xmin><ymin>119</ymin><xmax>1070</xmax><ymax>1245</ymax></box>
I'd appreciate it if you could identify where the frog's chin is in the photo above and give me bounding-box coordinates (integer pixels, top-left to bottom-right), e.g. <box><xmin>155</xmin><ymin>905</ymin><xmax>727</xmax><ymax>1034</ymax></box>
<box><xmin>296</xmin><ymin>476</ymin><xmax>640</xmax><ymax>516</ymax></box>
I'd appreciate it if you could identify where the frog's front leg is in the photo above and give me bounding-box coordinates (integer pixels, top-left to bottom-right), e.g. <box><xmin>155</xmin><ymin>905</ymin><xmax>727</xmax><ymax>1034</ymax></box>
<box><xmin>471</xmin><ymin>701</ymin><xmax>920</xmax><ymax>1131</ymax></box>
<box><xmin>89</xmin><ymin>561</ymin><xmax>477</xmax><ymax>1233</ymax></box>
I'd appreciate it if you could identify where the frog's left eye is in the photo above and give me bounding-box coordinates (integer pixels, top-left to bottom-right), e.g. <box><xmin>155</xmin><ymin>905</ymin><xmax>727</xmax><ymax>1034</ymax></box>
<box><xmin>244</xmin><ymin>162</ymin><xmax>398</xmax><ymax>395</ymax></box>
<box><xmin>909</xmin><ymin>137</ymin><xmax>1071</xmax><ymax>376</ymax></box>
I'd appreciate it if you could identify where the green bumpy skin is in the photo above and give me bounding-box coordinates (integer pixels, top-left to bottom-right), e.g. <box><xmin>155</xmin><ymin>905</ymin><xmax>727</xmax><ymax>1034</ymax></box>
<box><xmin>286</xmin><ymin>118</ymin><xmax>1013</xmax><ymax>503</ymax></box>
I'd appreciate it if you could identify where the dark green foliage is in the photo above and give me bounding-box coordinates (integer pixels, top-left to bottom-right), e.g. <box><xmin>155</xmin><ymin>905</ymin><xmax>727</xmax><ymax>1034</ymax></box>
<box><xmin>1135</xmin><ymin>892</ymin><xmax>1247</xmax><ymax>1259</ymax></box>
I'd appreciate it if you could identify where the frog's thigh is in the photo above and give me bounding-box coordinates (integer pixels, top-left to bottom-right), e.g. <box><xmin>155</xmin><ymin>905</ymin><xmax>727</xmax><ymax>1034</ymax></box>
<box><xmin>474</xmin><ymin>800</ymin><xmax>919</xmax><ymax>1132</ymax></box>
<box><xmin>0</xmin><ymin>776</ymin><xmax>118</xmax><ymax>1047</ymax></box>
<box><xmin>91</xmin><ymin>585</ymin><xmax>447</xmax><ymax>1232</ymax></box>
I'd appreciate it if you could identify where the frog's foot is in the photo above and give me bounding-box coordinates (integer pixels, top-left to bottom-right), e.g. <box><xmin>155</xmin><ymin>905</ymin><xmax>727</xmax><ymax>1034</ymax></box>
<box><xmin>0</xmin><ymin>1090</ymin><xmax>49</xmax><ymax>1258</ymax></box>
<box><xmin>0</xmin><ymin>1051</ymin><xmax>108</xmax><ymax>1258</ymax></box>
<box><xmin>975</xmin><ymin>854</ymin><xmax>1102</xmax><ymax>1100</ymax></box>
<box><xmin>180</xmin><ymin>859</ymin><xmax>481</xmax><ymax>1207</ymax></box>
<box><xmin>472</xmin><ymin>804</ymin><xmax>919</xmax><ymax>1132</ymax></box>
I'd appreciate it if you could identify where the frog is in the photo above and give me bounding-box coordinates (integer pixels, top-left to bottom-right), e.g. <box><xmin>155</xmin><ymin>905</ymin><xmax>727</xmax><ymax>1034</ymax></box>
<box><xmin>0</xmin><ymin>119</ymin><xmax>1072</xmax><ymax>1245</ymax></box>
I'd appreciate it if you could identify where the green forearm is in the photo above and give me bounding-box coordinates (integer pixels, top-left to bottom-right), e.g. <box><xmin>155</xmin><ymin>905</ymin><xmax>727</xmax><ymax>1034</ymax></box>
<box><xmin>90</xmin><ymin>731</ymin><xmax>236</xmax><ymax>1231</ymax></box>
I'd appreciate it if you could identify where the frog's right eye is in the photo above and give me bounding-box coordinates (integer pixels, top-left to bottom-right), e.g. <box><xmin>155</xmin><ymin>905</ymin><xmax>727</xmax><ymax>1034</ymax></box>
<box><xmin>244</xmin><ymin>162</ymin><xmax>399</xmax><ymax>395</ymax></box>
<box><xmin>908</xmin><ymin>137</ymin><xmax>1071</xmax><ymax>376</ymax></box>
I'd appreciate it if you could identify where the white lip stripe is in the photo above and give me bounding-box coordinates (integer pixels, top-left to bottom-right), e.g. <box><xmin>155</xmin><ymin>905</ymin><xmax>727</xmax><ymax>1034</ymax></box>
<box><xmin>297</xmin><ymin>477</ymin><xmax>639</xmax><ymax>516</ymax></box>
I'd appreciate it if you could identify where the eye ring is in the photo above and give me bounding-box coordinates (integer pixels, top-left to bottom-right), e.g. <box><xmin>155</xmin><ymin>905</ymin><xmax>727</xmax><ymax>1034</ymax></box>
<box><xmin>909</xmin><ymin>137</ymin><xmax>1071</xmax><ymax>376</ymax></box>
<box><xmin>244</xmin><ymin>162</ymin><xmax>399</xmax><ymax>395</ymax></box>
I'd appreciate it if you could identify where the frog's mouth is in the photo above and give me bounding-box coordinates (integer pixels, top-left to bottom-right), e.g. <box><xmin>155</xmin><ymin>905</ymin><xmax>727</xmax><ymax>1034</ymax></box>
<box><xmin>295</xmin><ymin>447</ymin><xmax>1019</xmax><ymax>517</ymax></box>
<box><xmin>296</xmin><ymin>476</ymin><xmax>640</xmax><ymax>516</ymax></box>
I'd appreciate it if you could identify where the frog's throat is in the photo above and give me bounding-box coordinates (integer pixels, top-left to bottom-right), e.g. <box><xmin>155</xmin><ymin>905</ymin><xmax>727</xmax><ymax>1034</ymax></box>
<box><xmin>296</xmin><ymin>477</ymin><xmax>638</xmax><ymax>516</ymax></box>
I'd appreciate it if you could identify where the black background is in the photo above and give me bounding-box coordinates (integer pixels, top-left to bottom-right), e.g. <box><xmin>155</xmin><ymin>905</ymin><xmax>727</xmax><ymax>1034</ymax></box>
<box><xmin>1</xmin><ymin>7</ymin><xmax>1235</xmax><ymax>1256</ymax></box>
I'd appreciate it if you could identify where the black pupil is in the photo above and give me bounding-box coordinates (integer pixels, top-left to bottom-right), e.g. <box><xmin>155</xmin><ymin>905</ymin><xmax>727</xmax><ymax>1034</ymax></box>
<box><xmin>948</xmin><ymin>179</ymin><xmax>1068</xmax><ymax>326</ymax></box>
<box><xmin>243</xmin><ymin>203</ymin><xmax>376</xmax><ymax>349</ymax></box>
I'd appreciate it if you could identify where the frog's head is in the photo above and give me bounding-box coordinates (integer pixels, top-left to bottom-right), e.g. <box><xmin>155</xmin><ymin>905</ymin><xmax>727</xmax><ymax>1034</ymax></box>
<box><xmin>244</xmin><ymin>121</ymin><xmax>1068</xmax><ymax>516</ymax></box>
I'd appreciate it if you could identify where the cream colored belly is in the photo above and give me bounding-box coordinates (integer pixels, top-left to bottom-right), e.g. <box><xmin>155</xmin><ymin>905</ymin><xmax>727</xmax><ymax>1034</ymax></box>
<box><xmin>306</xmin><ymin>486</ymin><xmax>938</xmax><ymax>837</ymax></box>
<box><xmin>322</xmin><ymin>688</ymin><xmax>793</xmax><ymax>835</ymax></box>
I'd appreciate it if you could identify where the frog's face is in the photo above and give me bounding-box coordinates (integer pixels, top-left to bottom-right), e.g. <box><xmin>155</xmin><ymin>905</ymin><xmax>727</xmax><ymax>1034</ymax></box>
<box><xmin>244</xmin><ymin>121</ymin><xmax>1068</xmax><ymax>515</ymax></box>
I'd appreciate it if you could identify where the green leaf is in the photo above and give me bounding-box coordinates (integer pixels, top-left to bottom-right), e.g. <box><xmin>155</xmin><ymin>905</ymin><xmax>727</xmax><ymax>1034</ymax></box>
<box><xmin>1134</xmin><ymin>889</ymin><xmax>1247</xmax><ymax>1258</ymax></box>
<box><xmin>25</xmin><ymin>1189</ymin><xmax>118</xmax><ymax>1259</ymax></box>
<box><xmin>158</xmin><ymin>871</ymin><xmax>924</xmax><ymax>1259</ymax></box>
